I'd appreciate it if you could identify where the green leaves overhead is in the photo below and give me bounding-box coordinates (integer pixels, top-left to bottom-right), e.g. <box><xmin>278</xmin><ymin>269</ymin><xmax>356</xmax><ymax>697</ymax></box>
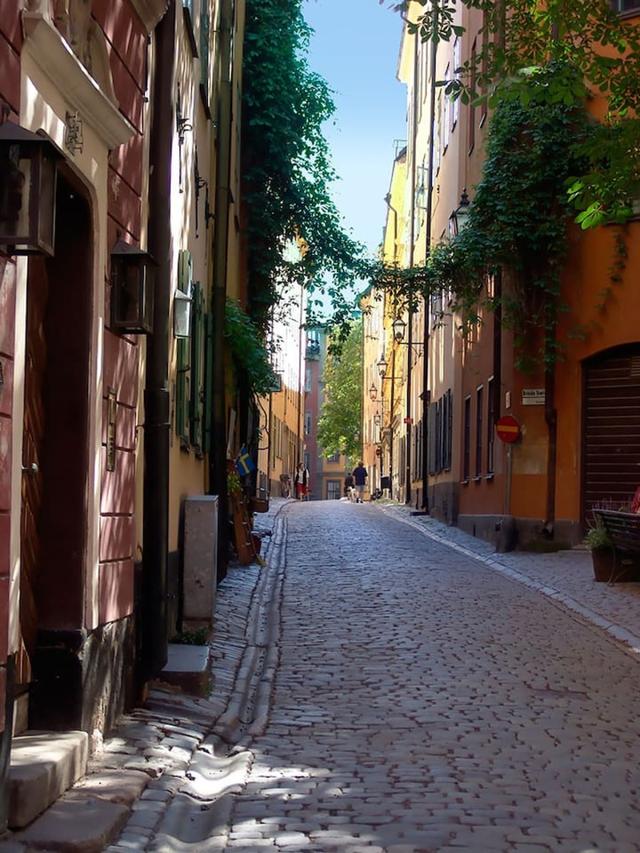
<box><xmin>317</xmin><ymin>320</ymin><xmax>363</xmax><ymax>460</ymax></box>
<box><xmin>224</xmin><ymin>299</ymin><xmax>278</xmax><ymax>398</ymax></box>
<box><xmin>242</xmin><ymin>0</ymin><xmax>366</xmax><ymax>331</ymax></box>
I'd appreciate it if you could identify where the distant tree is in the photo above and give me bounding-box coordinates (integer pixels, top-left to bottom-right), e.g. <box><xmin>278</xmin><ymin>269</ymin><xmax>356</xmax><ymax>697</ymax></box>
<box><xmin>317</xmin><ymin>321</ymin><xmax>363</xmax><ymax>460</ymax></box>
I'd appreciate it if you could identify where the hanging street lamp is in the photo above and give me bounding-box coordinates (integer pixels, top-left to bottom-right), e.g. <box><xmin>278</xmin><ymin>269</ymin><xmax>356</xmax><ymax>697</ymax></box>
<box><xmin>449</xmin><ymin>188</ymin><xmax>471</xmax><ymax>238</ymax></box>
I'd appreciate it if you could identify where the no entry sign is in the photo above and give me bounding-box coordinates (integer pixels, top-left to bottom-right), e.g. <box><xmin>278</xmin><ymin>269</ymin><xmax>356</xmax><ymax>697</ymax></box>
<box><xmin>496</xmin><ymin>415</ymin><xmax>521</xmax><ymax>444</ymax></box>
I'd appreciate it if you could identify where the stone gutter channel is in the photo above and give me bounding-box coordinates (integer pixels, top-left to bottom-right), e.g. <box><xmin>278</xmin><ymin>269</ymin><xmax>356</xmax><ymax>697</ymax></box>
<box><xmin>1</xmin><ymin>502</ymin><xmax>291</xmax><ymax>853</ymax></box>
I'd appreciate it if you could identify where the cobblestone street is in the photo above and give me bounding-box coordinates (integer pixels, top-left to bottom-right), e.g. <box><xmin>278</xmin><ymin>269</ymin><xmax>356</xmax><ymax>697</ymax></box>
<box><xmin>223</xmin><ymin>501</ymin><xmax>640</xmax><ymax>853</ymax></box>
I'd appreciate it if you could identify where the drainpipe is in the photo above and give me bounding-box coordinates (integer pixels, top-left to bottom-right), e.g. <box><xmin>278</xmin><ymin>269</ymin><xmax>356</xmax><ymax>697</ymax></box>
<box><xmin>384</xmin><ymin>194</ymin><xmax>399</xmax><ymax>496</ymax></box>
<box><xmin>406</xmin><ymin>31</ymin><xmax>419</xmax><ymax>505</ymax></box>
<box><xmin>420</xmin><ymin>20</ymin><xmax>438</xmax><ymax>514</ymax></box>
<box><xmin>209</xmin><ymin>0</ymin><xmax>234</xmax><ymax>581</ymax></box>
<box><xmin>142</xmin><ymin>0</ymin><xmax>175</xmax><ymax>680</ymax></box>
<box><xmin>544</xmin><ymin>303</ymin><xmax>557</xmax><ymax>535</ymax></box>
<box><xmin>296</xmin><ymin>283</ymin><xmax>304</xmax><ymax>468</ymax></box>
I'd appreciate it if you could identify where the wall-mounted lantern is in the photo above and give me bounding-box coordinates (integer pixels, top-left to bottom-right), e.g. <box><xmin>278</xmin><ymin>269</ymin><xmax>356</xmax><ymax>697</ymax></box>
<box><xmin>369</xmin><ymin>383</ymin><xmax>378</xmax><ymax>402</ymax></box>
<box><xmin>377</xmin><ymin>355</ymin><xmax>388</xmax><ymax>378</ymax></box>
<box><xmin>0</xmin><ymin>116</ymin><xmax>60</xmax><ymax>256</ymax></box>
<box><xmin>110</xmin><ymin>240</ymin><xmax>156</xmax><ymax>334</ymax></box>
<box><xmin>374</xmin><ymin>412</ymin><xmax>382</xmax><ymax>427</ymax></box>
<box><xmin>392</xmin><ymin>316</ymin><xmax>407</xmax><ymax>343</ymax></box>
<box><xmin>173</xmin><ymin>284</ymin><xmax>192</xmax><ymax>339</ymax></box>
<box><xmin>449</xmin><ymin>188</ymin><xmax>471</xmax><ymax>238</ymax></box>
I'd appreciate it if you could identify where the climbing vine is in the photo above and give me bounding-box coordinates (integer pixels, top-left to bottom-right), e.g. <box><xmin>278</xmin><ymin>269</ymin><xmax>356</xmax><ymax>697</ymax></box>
<box><xmin>370</xmin><ymin>71</ymin><xmax>592</xmax><ymax>368</ymax></box>
<box><xmin>242</xmin><ymin>0</ymin><xmax>367</xmax><ymax>333</ymax></box>
<box><xmin>224</xmin><ymin>299</ymin><xmax>278</xmax><ymax>397</ymax></box>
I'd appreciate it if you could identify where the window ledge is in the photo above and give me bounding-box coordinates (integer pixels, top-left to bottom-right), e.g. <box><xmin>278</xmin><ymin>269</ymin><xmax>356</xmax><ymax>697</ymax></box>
<box><xmin>461</xmin><ymin>479</ymin><xmax>469</xmax><ymax>486</ymax></box>
<box><xmin>472</xmin><ymin>476</ymin><xmax>482</xmax><ymax>483</ymax></box>
<box><xmin>485</xmin><ymin>473</ymin><xmax>494</xmax><ymax>481</ymax></box>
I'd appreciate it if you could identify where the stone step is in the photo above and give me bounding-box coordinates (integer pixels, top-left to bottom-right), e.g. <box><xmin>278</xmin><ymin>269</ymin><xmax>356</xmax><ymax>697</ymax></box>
<box><xmin>8</xmin><ymin>730</ymin><xmax>88</xmax><ymax>829</ymax></box>
<box><xmin>159</xmin><ymin>643</ymin><xmax>211</xmax><ymax>696</ymax></box>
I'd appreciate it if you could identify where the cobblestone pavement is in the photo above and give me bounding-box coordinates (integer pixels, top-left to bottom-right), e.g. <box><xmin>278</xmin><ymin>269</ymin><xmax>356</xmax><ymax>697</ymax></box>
<box><xmin>382</xmin><ymin>503</ymin><xmax>640</xmax><ymax>654</ymax></box>
<box><xmin>222</xmin><ymin>501</ymin><xmax>640</xmax><ymax>853</ymax></box>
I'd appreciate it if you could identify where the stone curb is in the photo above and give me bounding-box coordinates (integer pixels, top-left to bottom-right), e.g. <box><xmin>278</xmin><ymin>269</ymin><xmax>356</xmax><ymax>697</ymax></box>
<box><xmin>381</xmin><ymin>504</ymin><xmax>640</xmax><ymax>662</ymax></box>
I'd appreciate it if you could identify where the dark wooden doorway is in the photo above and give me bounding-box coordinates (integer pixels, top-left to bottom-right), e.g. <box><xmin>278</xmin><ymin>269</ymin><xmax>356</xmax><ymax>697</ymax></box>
<box><xmin>582</xmin><ymin>344</ymin><xmax>640</xmax><ymax>525</ymax></box>
<box><xmin>18</xmin><ymin>172</ymin><xmax>92</xmax><ymax>725</ymax></box>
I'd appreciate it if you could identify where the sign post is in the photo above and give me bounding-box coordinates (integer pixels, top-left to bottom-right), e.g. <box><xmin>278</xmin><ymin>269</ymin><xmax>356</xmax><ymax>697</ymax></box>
<box><xmin>496</xmin><ymin>415</ymin><xmax>521</xmax><ymax>515</ymax></box>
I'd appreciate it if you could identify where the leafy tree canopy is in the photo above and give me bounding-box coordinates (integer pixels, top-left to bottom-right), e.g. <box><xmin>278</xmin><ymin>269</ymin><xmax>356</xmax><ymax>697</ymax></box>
<box><xmin>388</xmin><ymin>0</ymin><xmax>640</xmax><ymax>226</ymax></box>
<box><xmin>242</xmin><ymin>0</ymin><xmax>368</xmax><ymax>332</ymax></box>
<box><xmin>317</xmin><ymin>320</ymin><xmax>363</xmax><ymax>459</ymax></box>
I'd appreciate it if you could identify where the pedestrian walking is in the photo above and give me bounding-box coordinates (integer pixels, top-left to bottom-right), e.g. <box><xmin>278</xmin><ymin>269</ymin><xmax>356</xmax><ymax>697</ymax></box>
<box><xmin>352</xmin><ymin>461</ymin><xmax>368</xmax><ymax>503</ymax></box>
<box><xmin>294</xmin><ymin>462</ymin><xmax>310</xmax><ymax>500</ymax></box>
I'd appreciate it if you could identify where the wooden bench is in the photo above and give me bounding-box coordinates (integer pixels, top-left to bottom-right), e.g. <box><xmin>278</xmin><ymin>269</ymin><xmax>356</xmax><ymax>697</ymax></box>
<box><xmin>593</xmin><ymin>509</ymin><xmax>640</xmax><ymax>582</ymax></box>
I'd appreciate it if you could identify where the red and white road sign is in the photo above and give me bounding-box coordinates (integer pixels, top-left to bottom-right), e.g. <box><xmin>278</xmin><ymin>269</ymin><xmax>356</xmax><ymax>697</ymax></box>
<box><xmin>495</xmin><ymin>415</ymin><xmax>521</xmax><ymax>444</ymax></box>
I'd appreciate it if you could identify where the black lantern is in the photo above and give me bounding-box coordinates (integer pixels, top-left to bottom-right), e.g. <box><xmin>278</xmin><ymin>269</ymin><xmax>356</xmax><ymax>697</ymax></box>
<box><xmin>449</xmin><ymin>188</ymin><xmax>471</xmax><ymax>238</ymax></box>
<box><xmin>369</xmin><ymin>383</ymin><xmax>378</xmax><ymax>402</ymax></box>
<box><xmin>110</xmin><ymin>240</ymin><xmax>155</xmax><ymax>334</ymax></box>
<box><xmin>374</xmin><ymin>411</ymin><xmax>382</xmax><ymax>426</ymax></box>
<box><xmin>0</xmin><ymin>118</ymin><xmax>60</xmax><ymax>256</ymax></box>
<box><xmin>393</xmin><ymin>316</ymin><xmax>407</xmax><ymax>343</ymax></box>
<box><xmin>377</xmin><ymin>355</ymin><xmax>388</xmax><ymax>378</ymax></box>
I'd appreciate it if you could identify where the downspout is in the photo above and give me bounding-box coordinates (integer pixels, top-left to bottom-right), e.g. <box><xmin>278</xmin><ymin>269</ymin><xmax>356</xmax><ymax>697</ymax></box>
<box><xmin>544</xmin><ymin>300</ymin><xmax>557</xmax><ymax>535</ymax></box>
<box><xmin>384</xmin><ymin>194</ymin><xmax>398</xmax><ymax>496</ymax></box>
<box><xmin>142</xmin><ymin>0</ymin><xmax>175</xmax><ymax>680</ymax></box>
<box><xmin>296</xmin><ymin>283</ymin><xmax>304</xmax><ymax>468</ymax></box>
<box><xmin>420</xmin><ymin>20</ymin><xmax>438</xmax><ymax>513</ymax></box>
<box><xmin>406</xmin><ymin>31</ymin><xmax>419</xmax><ymax>505</ymax></box>
<box><xmin>209</xmin><ymin>0</ymin><xmax>234</xmax><ymax>581</ymax></box>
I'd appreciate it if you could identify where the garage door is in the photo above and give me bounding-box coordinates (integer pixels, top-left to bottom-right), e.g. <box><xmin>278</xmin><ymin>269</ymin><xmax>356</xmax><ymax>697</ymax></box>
<box><xmin>583</xmin><ymin>344</ymin><xmax>640</xmax><ymax>523</ymax></box>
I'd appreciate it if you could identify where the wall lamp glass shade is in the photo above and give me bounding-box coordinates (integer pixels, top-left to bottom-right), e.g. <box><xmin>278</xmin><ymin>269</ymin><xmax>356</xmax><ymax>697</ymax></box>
<box><xmin>369</xmin><ymin>383</ymin><xmax>378</xmax><ymax>402</ymax></box>
<box><xmin>393</xmin><ymin>316</ymin><xmax>407</xmax><ymax>343</ymax></box>
<box><xmin>373</xmin><ymin>412</ymin><xmax>382</xmax><ymax>426</ymax></box>
<box><xmin>0</xmin><ymin>121</ymin><xmax>60</xmax><ymax>256</ymax></box>
<box><xmin>110</xmin><ymin>240</ymin><xmax>156</xmax><ymax>334</ymax></box>
<box><xmin>449</xmin><ymin>188</ymin><xmax>471</xmax><ymax>238</ymax></box>
<box><xmin>173</xmin><ymin>284</ymin><xmax>193</xmax><ymax>338</ymax></box>
<box><xmin>377</xmin><ymin>356</ymin><xmax>388</xmax><ymax>378</ymax></box>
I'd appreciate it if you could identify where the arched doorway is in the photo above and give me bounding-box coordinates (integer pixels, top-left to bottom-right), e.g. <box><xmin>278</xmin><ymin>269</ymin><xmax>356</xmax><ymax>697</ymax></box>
<box><xmin>582</xmin><ymin>343</ymin><xmax>640</xmax><ymax>526</ymax></box>
<box><xmin>18</xmin><ymin>168</ymin><xmax>93</xmax><ymax>730</ymax></box>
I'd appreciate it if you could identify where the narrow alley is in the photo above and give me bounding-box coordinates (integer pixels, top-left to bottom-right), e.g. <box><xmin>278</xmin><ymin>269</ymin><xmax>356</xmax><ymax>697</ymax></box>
<box><xmin>210</xmin><ymin>502</ymin><xmax>639</xmax><ymax>852</ymax></box>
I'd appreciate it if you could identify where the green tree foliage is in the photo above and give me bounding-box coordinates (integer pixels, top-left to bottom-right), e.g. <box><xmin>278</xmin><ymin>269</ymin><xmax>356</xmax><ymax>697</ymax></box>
<box><xmin>317</xmin><ymin>320</ymin><xmax>363</xmax><ymax>459</ymax></box>
<box><xmin>393</xmin><ymin>0</ymin><xmax>640</xmax><ymax>226</ymax></box>
<box><xmin>242</xmin><ymin>0</ymin><xmax>367</xmax><ymax>331</ymax></box>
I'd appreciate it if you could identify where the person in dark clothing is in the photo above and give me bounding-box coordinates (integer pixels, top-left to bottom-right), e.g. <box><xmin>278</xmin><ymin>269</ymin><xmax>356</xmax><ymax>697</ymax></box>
<box><xmin>344</xmin><ymin>472</ymin><xmax>355</xmax><ymax>500</ymax></box>
<box><xmin>352</xmin><ymin>462</ymin><xmax>368</xmax><ymax>503</ymax></box>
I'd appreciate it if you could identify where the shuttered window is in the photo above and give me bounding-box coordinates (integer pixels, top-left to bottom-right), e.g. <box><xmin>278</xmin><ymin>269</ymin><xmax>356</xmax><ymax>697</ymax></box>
<box><xmin>175</xmin><ymin>250</ymin><xmax>192</xmax><ymax>448</ymax></box>
<box><xmin>199</xmin><ymin>10</ymin><xmax>211</xmax><ymax>114</ymax></box>
<box><xmin>189</xmin><ymin>282</ymin><xmax>205</xmax><ymax>456</ymax></box>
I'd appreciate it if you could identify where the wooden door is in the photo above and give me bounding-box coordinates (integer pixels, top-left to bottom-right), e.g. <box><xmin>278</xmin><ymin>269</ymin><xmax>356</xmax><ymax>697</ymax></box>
<box><xmin>583</xmin><ymin>345</ymin><xmax>640</xmax><ymax>525</ymax></box>
<box><xmin>18</xmin><ymin>257</ymin><xmax>49</xmax><ymax>687</ymax></box>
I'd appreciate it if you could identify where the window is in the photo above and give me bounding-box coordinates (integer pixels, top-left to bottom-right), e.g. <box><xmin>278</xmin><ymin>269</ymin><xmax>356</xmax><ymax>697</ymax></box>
<box><xmin>304</xmin><ymin>412</ymin><xmax>312</xmax><ymax>435</ymax></box>
<box><xmin>469</xmin><ymin>40</ymin><xmax>477</xmax><ymax>154</ymax></box>
<box><xmin>327</xmin><ymin>452</ymin><xmax>340</xmax><ymax>463</ymax></box>
<box><xmin>327</xmin><ymin>480</ymin><xmax>341</xmax><ymax>500</ymax></box>
<box><xmin>487</xmin><ymin>377</ymin><xmax>495</xmax><ymax>475</ymax></box>
<box><xmin>452</xmin><ymin>38</ymin><xmax>461</xmax><ymax>128</ymax></box>
<box><xmin>443</xmin><ymin>64</ymin><xmax>451</xmax><ymax>150</ymax></box>
<box><xmin>199</xmin><ymin>8</ymin><xmax>211</xmax><ymax>114</ymax></box>
<box><xmin>175</xmin><ymin>250</ymin><xmax>192</xmax><ymax>449</ymax></box>
<box><xmin>475</xmin><ymin>386</ymin><xmax>484</xmax><ymax>478</ymax></box>
<box><xmin>463</xmin><ymin>396</ymin><xmax>471</xmax><ymax>481</ymax></box>
<box><xmin>611</xmin><ymin>0</ymin><xmax>640</xmax><ymax>13</ymax></box>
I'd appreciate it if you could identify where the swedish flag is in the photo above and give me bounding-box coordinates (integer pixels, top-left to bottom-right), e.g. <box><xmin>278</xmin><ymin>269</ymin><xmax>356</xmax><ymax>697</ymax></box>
<box><xmin>235</xmin><ymin>446</ymin><xmax>255</xmax><ymax>476</ymax></box>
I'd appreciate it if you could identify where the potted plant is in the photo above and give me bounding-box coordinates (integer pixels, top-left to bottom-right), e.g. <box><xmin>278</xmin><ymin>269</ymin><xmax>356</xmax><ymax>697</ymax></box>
<box><xmin>584</xmin><ymin>522</ymin><xmax>615</xmax><ymax>582</ymax></box>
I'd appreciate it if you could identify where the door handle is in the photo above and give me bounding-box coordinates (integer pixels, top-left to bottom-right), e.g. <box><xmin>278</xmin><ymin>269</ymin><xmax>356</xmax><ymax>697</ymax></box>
<box><xmin>22</xmin><ymin>463</ymin><xmax>39</xmax><ymax>475</ymax></box>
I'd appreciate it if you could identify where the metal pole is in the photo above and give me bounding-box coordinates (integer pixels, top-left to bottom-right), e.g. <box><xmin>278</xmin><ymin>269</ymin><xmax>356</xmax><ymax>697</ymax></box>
<box><xmin>405</xmin><ymin>31</ymin><xmax>419</xmax><ymax>505</ymax></box>
<box><xmin>142</xmin><ymin>0</ymin><xmax>175</xmax><ymax>680</ymax></box>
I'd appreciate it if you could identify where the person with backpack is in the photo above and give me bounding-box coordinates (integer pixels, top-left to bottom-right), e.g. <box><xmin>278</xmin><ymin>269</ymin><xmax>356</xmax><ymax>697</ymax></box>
<box><xmin>352</xmin><ymin>462</ymin><xmax>368</xmax><ymax>503</ymax></box>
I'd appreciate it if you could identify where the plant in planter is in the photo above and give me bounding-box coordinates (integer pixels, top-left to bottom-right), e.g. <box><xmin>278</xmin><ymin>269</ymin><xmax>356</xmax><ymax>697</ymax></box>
<box><xmin>584</xmin><ymin>522</ymin><xmax>615</xmax><ymax>583</ymax></box>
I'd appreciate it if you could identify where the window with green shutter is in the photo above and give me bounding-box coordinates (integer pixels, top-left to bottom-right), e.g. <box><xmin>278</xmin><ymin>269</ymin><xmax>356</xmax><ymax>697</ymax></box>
<box><xmin>199</xmin><ymin>10</ymin><xmax>211</xmax><ymax>116</ymax></box>
<box><xmin>175</xmin><ymin>250</ymin><xmax>192</xmax><ymax>449</ymax></box>
<box><xmin>190</xmin><ymin>282</ymin><xmax>205</xmax><ymax>456</ymax></box>
<box><xmin>203</xmin><ymin>311</ymin><xmax>213</xmax><ymax>455</ymax></box>
<box><xmin>182</xmin><ymin>0</ymin><xmax>198</xmax><ymax>56</ymax></box>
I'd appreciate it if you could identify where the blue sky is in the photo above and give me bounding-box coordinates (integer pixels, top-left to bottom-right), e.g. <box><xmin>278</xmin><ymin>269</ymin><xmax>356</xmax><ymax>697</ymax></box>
<box><xmin>302</xmin><ymin>0</ymin><xmax>407</xmax><ymax>257</ymax></box>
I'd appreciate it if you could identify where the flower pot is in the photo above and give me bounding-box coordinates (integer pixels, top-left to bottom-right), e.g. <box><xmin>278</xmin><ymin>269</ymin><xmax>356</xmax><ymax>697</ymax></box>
<box><xmin>591</xmin><ymin>547</ymin><xmax>615</xmax><ymax>582</ymax></box>
<box><xmin>249</xmin><ymin>497</ymin><xmax>269</xmax><ymax>514</ymax></box>
<box><xmin>592</xmin><ymin>547</ymin><xmax>640</xmax><ymax>583</ymax></box>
